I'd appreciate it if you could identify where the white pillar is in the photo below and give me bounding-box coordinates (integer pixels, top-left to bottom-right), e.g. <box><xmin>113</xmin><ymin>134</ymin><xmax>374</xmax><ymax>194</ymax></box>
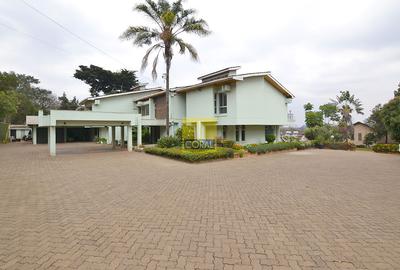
<box><xmin>111</xmin><ymin>126</ymin><xmax>116</xmax><ymax>150</ymax></box>
<box><xmin>49</xmin><ymin>126</ymin><xmax>56</xmax><ymax>156</ymax></box>
<box><xmin>127</xmin><ymin>125</ymin><xmax>133</xmax><ymax>152</ymax></box>
<box><xmin>120</xmin><ymin>126</ymin><xmax>125</xmax><ymax>148</ymax></box>
<box><xmin>32</xmin><ymin>126</ymin><xmax>37</xmax><ymax>145</ymax></box>
<box><xmin>137</xmin><ymin>118</ymin><xmax>142</xmax><ymax>146</ymax></box>
<box><xmin>196</xmin><ymin>121</ymin><xmax>202</xmax><ymax>139</ymax></box>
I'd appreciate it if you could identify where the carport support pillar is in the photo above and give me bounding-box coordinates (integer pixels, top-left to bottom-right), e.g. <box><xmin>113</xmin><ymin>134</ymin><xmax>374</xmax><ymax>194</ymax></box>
<box><xmin>127</xmin><ymin>125</ymin><xmax>132</xmax><ymax>152</ymax></box>
<box><xmin>49</xmin><ymin>126</ymin><xmax>56</xmax><ymax>156</ymax></box>
<box><xmin>137</xmin><ymin>118</ymin><xmax>142</xmax><ymax>147</ymax></box>
<box><xmin>32</xmin><ymin>126</ymin><xmax>37</xmax><ymax>145</ymax></box>
<box><xmin>120</xmin><ymin>126</ymin><xmax>125</xmax><ymax>149</ymax></box>
<box><xmin>111</xmin><ymin>126</ymin><xmax>116</xmax><ymax>150</ymax></box>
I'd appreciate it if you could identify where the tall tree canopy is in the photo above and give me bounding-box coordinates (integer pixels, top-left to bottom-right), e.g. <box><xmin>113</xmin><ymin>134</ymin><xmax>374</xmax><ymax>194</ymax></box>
<box><xmin>394</xmin><ymin>82</ymin><xmax>400</xmax><ymax>97</ymax></box>
<box><xmin>366</xmin><ymin>104</ymin><xmax>388</xmax><ymax>143</ymax></box>
<box><xmin>73</xmin><ymin>65</ymin><xmax>139</xmax><ymax>97</ymax></box>
<box><xmin>381</xmin><ymin>97</ymin><xmax>400</xmax><ymax>142</ymax></box>
<box><xmin>0</xmin><ymin>71</ymin><xmax>59</xmax><ymax>124</ymax></box>
<box><xmin>58</xmin><ymin>92</ymin><xmax>79</xmax><ymax>110</ymax></box>
<box><xmin>120</xmin><ymin>0</ymin><xmax>210</xmax><ymax>135</ymax></box>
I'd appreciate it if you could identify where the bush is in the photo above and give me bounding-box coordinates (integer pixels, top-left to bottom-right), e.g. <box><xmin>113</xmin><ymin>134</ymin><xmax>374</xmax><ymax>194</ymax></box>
<box><xmin>372</xmin><ymin>144</ymin><xmax>399</xmax><ymax>153</ymax></box>
<box><xmin>265</xmin><ymin>134</ymin><xmax>276</xmax><ymax>143</ymax></box>
<box><xmin>245</xmin><ymin>142</ymin><xmax>306</xmax><ymax>154</ymax></box>
<box><xmin>222</xmin><ymin>140</ymin><xmax>235</xmax><ymax>148</ymax></box>
<box><xmin>323</xmin><ymin>142</ymin><xmax>356</xmax><ymax>151</ymax></box>
<box><xmin>0</xmin><ymin>123</ymin><xmax>9</xmax><ymax>144</ymax></box>
<box><xmin>232</xmin><ymin>143</ymin><xmax>244</xmax><ymax>150</ymax></box>
<box><xmin>144</xmin><ymin>147</ymin><xmax>234</xmax><ymax>162</ymax></box>
<box><xmin>157</xmin><ymin>136</ymin><xmax>181</xmax><ymax>148</ymax></box>
<box><xmin>96</xmin><ymin>137</ymin><xmax>107</xmax><ymax>144</ymax></box>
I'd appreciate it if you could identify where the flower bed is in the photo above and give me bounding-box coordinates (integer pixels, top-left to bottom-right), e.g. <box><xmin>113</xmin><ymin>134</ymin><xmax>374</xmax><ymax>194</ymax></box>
<box><xmin>144</xmin><ymin>147</ymin><xmax>234</xmax><ymax>162</ymax></box>
<box><xmin>372</xmin><ymin>144</ymin><xmax>399</xmax><ymax>153</ymax></box>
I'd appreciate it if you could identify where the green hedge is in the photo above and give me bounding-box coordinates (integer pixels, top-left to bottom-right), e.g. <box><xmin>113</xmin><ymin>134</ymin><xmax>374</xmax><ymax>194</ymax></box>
<box><xmin>0</xmin><ymin>123</ymin><xmax>9</xmax><ymax>144</ymax></box>
<box><xmin>323</xmin><ymin>142</ymin><xmax>356</xmax><ymax>151</ymax></box>
<box><xmin>245</xmin><ymin>142</ymin><xmax>312</xmax><ymax>154</ymax></box>
<box><xmin>157</xmin><ymin>136</ymin><xmax>181</xmax><ymax>148</ymax></box>
<box><xmin>372</xmin><ymin>144</ymin><xmax>399</xmax><ymax>153</ymax></box>
<box><xmin>144</xmin><ymin>147</ymin><xmax>234</xmax><ymax>162</ymax></box>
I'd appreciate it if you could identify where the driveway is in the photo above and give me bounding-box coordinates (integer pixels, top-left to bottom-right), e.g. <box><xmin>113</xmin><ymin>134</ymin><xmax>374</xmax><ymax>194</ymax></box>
<box><xmin>0</xmin><ymin>143</ymin><xmax>399</xmax><ymax>270</ymax></box>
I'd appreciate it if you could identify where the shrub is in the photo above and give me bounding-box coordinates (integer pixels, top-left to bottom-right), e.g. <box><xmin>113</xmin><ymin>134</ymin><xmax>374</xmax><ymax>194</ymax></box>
<box><xmin>144</xmin><ymin>147</ymin><xmax>234</xmax><ymax>162</ymax></box>
<box><xmin>245</xmin><ymin>142</ymin><xmax>305</xmax><ymax>154</ymax></box>
<box><xmin>364</xmin><ymin>132</ymin><xmax>376</xmax><ymax>147</ymax></box>
<box><xmin>157</xmin><ymin>136</ymin><xmax>181</xmax><ymax>148</ymax></box>
<box><xmin>372</xmin><ymin>144</ymin><xmax>399</xmax><ymax>153</ymax></box>
<box><xmin>222</xmin><ymin>140</ymin><xmax>235</xmax><ymax>148</ymax></box>
<box><xmin>323</xmin><ymin>142</ymin><xmax>356</xmax><ymax>151</ymax></box>
<box><xmin>96</xmin><ymin>137</ymin><xmax>107</xmax><ymax>144</ymax></box>
<box><xmin>265</xmin><ymin>134</ymin><xmax>276</xmax><ymax>143</ymax></box>
<box><xmin>232</xmin><ymin>143</ymin><xmax>243</xmax><ymax>150</ymax></box>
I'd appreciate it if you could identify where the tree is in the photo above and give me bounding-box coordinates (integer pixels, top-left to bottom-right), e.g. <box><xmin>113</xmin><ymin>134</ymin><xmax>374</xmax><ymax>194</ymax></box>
<box><xmin>121</xmin><ymin>0</ymin><xmax>210</xmax><ymax>135</ymax></box>
<box><xmin>0</xmin><ymin>71</ymin><xmax>60</xmax><ymax>124</ymax></box>
<box><xmin>366</xmin><ymin>104</ymin><xmax>388</xmax><ymax>143</ymax></box>
<box><xmin>319</xmin><ymin>103</ymin><xmax>339</xmax><ymax>124</ymax></box>
<box><xmin>331</xmin><ymin>90</ymin><xmax>364</xmax><ymax>141</ymax></box>
<box><xmin>0</xmin><ymin>91</ymin><xmax>19</xmax><ymax>122</ymax></box>
<box><xmin>303</xmin><ymin>102</ymin><xmax>313</xmax><ymax>111</ymax></box>
<box><xmin>394</xmin><ymin>82</ymin><xmax>400</xmax><ymax>97</ymax></box>
<box><xmin>364</xmin><ymin>133</ymin><xmax>376</xmax><ymax>147</ymax></box>
<box><xmin>59</xmin><ymin>92</ymin><xmax>79</xmax><ymax>110</ymax></box>
<box><xmin>381</xmin><ymin>97</ymin><xmax>400</xmax><ymax>142</ymax></box>
<box><xmin>303</xmin><ymin>102</ymin><xmax>323</xmax><ymax>128</ymax></box>
<box><xmin>74</xmin><ymin>65</ymin><xmax>139</xmax><ymax>96</ymax></box>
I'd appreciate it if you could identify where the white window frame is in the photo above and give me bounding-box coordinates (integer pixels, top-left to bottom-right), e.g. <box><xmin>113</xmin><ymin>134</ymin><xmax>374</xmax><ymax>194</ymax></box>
<box><xmin>213</xmin><ymin>87</ymin><xmax>228</xmax><ymax>115</ymax></box>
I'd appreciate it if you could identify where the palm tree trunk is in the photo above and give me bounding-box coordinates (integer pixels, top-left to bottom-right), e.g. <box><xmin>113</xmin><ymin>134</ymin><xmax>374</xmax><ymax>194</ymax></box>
<box><xmin>165</xmin><ymin>54</ymin><xmax>171</xmax><ymax>136</ymax></box>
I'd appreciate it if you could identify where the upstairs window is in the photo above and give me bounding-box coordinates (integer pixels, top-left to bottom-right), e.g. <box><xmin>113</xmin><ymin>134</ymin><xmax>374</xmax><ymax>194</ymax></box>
<box><xmin>213</xmin><ymin>88</ymin><xmax>228</xmax><ymax>115</ymax></box>
<box><xmin>139</xmin><ymin>105</ymin><xmax>149</xmax><ymax>116</ymax></box>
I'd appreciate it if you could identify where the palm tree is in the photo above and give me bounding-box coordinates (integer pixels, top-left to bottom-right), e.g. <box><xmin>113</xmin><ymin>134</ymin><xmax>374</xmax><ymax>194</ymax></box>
<box><xmin>121</xmin><ymin>0</ymin><xmax>210</xmax><ymax>135</ymax></box>
<box><xmin>331</xmin><ymin>90</ymin><xmax>364</xmax><ymax>142</ymax></box>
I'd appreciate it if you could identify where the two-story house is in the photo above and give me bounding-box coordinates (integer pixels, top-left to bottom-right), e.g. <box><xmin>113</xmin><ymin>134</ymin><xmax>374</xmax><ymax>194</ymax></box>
<box><xmin>134</xmin><ymin>66</ymin><xmax>294</xmax><ymax>144</ymax></box>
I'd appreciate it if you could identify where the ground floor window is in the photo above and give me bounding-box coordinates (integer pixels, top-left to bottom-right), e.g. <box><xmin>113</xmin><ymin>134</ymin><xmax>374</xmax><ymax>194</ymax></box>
<box><xmin>222</xmin><ymin>125</ymin><xmax>227</xmax><ymax>139</ymax></box>
<box><xmin>235</xmin><ymin>125</ymin><xmax>246</xmax><ymax>142</ymax></box>
<box><xmin>265</xmin><ymin>126</ymin><xmax>275</xmax><ymax>141</ymax></box>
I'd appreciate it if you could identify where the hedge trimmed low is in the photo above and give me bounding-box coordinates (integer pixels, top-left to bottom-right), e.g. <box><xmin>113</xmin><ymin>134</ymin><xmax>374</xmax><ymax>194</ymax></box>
<box><xmin>372</xmin><ymin>144</ymin><xmax>399</xmax><ymax>153</ymax></box>
<box><xmin>322</xmin><ymin>142</ymin><xmax>356</xmax><ymax>151</ymax></box>
<box><xmin>144</xmin><ymin>147</ymin><xmax>234</xmax><ymax>162</ymax></box>
<box><xmin>245</xmin><ymin>142</ymin><xmax>311</xmax><ymax>154</ymax></box>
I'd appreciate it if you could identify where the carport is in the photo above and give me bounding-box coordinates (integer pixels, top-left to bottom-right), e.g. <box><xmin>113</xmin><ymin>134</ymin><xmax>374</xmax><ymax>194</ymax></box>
<box><xmin>37</xmin><ymin>110</ymin><xmax>142</xmax><ymax>156</ymax></box>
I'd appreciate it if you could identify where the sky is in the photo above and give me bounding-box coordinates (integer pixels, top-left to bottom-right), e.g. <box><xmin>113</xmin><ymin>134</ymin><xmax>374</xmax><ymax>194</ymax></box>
<box><xmin>1</xmin><ymin>0</ymin><xmax>399</xmax><ymax>126</ymax></box>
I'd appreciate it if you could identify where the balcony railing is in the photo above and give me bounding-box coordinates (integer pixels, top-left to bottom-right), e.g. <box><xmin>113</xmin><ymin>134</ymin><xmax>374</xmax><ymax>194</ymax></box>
<box><xmin>288</xmin><ymin>111</ymin><xmax>295</xmax><ymax>122</ymax></box>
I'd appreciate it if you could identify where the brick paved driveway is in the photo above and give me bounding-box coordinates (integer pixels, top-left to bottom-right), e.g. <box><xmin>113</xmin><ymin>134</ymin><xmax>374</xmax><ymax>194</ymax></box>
<box><xmin>0</xmin><ymin>143</ymin><xmax>399</xmax><ymax>270</ymax></box>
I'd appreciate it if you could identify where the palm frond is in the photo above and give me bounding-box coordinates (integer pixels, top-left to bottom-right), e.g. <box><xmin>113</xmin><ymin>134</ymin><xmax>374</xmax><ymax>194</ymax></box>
<box><xmin>152</xmin><ymin>48</ymin><xmax>162</xmax><ymax>80</ymax></box>
<box><xmin>174</xmin><ymin>38</ymin><xmax>198</xmax><ymax>60</ymax></box>
<box><xmin>120</xmin><ymin>26</ymin><xmax>160</xmax><ymax>46</ymax></box>
<box><xmin>141</xmin><ymin>43</ymin><xmax>163</xmax><ymax>71</ymax></box>
<box><xmin>135</xmin><ymin>3</ymin><xmax>162</xmax><ymax>29</ymax></box>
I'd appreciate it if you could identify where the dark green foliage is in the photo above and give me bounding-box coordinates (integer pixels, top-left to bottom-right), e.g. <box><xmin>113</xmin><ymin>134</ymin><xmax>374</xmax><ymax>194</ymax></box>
<box><xmin>303</xmin><ymin>102</ymin><xmax>313</xmax><ymax>111</ymax></box>
<box><xmin>265</xmin><ymin>134</ymin><xmax>276</xmax><ymax>143</ymax></box>
<box><xmin>245</xmin><ymin>142</ymin><xmax>311</xmax><ymax>154</ymax></box>
<box><xmin>319</xmin><ymin>103</ymin><xmax>339</xmax><ymax>123</ymax></box>
<box><xmin>0</xmin><ymin>123</ymin><xmax>9</xmax><ymax>143</ymax></box>
<box><xmin>144</xmin><ymin>147</ymin><xmax>234</xmax><ymax>162</ymax></box>
<box><xmin>372</xmin><ymin>144</ymin><xmax>399</xmax><ymax>153</ymax></box>
<box><xmin>364</xmin><ymin>133</ymin><xmax>376</xmax><ymax>147</ymax></box>
<box><xmin>157</xmin><ymin>136</ymin><xmax>181</xmax><ymax>148</ymax></box>
<box><xmin>74</xmin><ymin>65</ymin><xmax>139</xmax><ymax>96</ymax></box>
<box><xmin>322</xmin><ymin>142</ymin><xmax>356</xmax><ymax>151</ymax></box>
<box><xmin>305</xmin><ymin>111</ymin><xmax>323</xmax><ymax>128</ymax></box>
<box><xmin>222</xmin><ymin>140</ymin><xmax>235</xmax><ymax>148</ymax></box>
<box><xmin>367</xmin><ymin>104</ymin><xmax>388</xmax><ymax>143</ymax></box>
<box><xmin>58</xmin><ymin>92</ymin><xmax>79</xmax><ymax>110</ymax></box>
<box><xmin>394</xmin><ymin>83</ymin><xmax>400</xmax><ymax>97</ymax></box>
<box><xmin>304</xmin><ymin>125</ymin><xmax>342</xmax><ymax>144</ymax></box>
<box><xmin>380</xmin><ymin>97</ymin><xmax>400</xmax><ymax>142</ymax></box>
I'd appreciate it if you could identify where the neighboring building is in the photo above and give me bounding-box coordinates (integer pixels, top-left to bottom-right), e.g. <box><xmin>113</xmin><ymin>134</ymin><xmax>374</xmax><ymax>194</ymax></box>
<box><xmin>351</xmin><ymin>122</ymin><xmax>372</xmax><ymax>146</ymax></box>
<box><xmin>9</xmin><ymin>125</ymin><xmax>31</xmax><ymax>141</ymax></box>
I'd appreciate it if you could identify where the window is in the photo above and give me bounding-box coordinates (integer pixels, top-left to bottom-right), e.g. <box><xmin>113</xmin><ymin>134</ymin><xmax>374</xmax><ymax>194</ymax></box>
<box><xmin>235</xmin><ymin>126</ymin><xmax>240</xmax><ymax>141</ymax></box>
<box><xmin>140</xmin><ymin>105</ymin><xmax>149</xmax><ymax>116</ymax></box>
<box><xmin>214</xmin><ymin>93</ymin><xmax>217</xmax><ymax>114</ymax></box>
<box><xmin>213</xmin><ymin>90</ymin><xmax>228</xmax><ymax>115</ymax></box>
<box><xmin>222</xmin><ymin>125</ymin><xmax>227</xmax><ymax>139</ymax></box>
<box><xmin>358</xmin><ymin>133</ymin><xmax>362</xmax><ymax>141</ymax></box>
<box><xmin>241</xmin><ymin>125</ymin><xmax>246</xmax><ymax>141</ymax></box>
<box><xmin>265</xmin><ymin>126</ymin><xmax>274</xmax><ymax>141</ymax></box>
<box><xmin>218</xmin><ymin>93</ymin><xmax>227</xmax><ymax>114</ymax></box>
